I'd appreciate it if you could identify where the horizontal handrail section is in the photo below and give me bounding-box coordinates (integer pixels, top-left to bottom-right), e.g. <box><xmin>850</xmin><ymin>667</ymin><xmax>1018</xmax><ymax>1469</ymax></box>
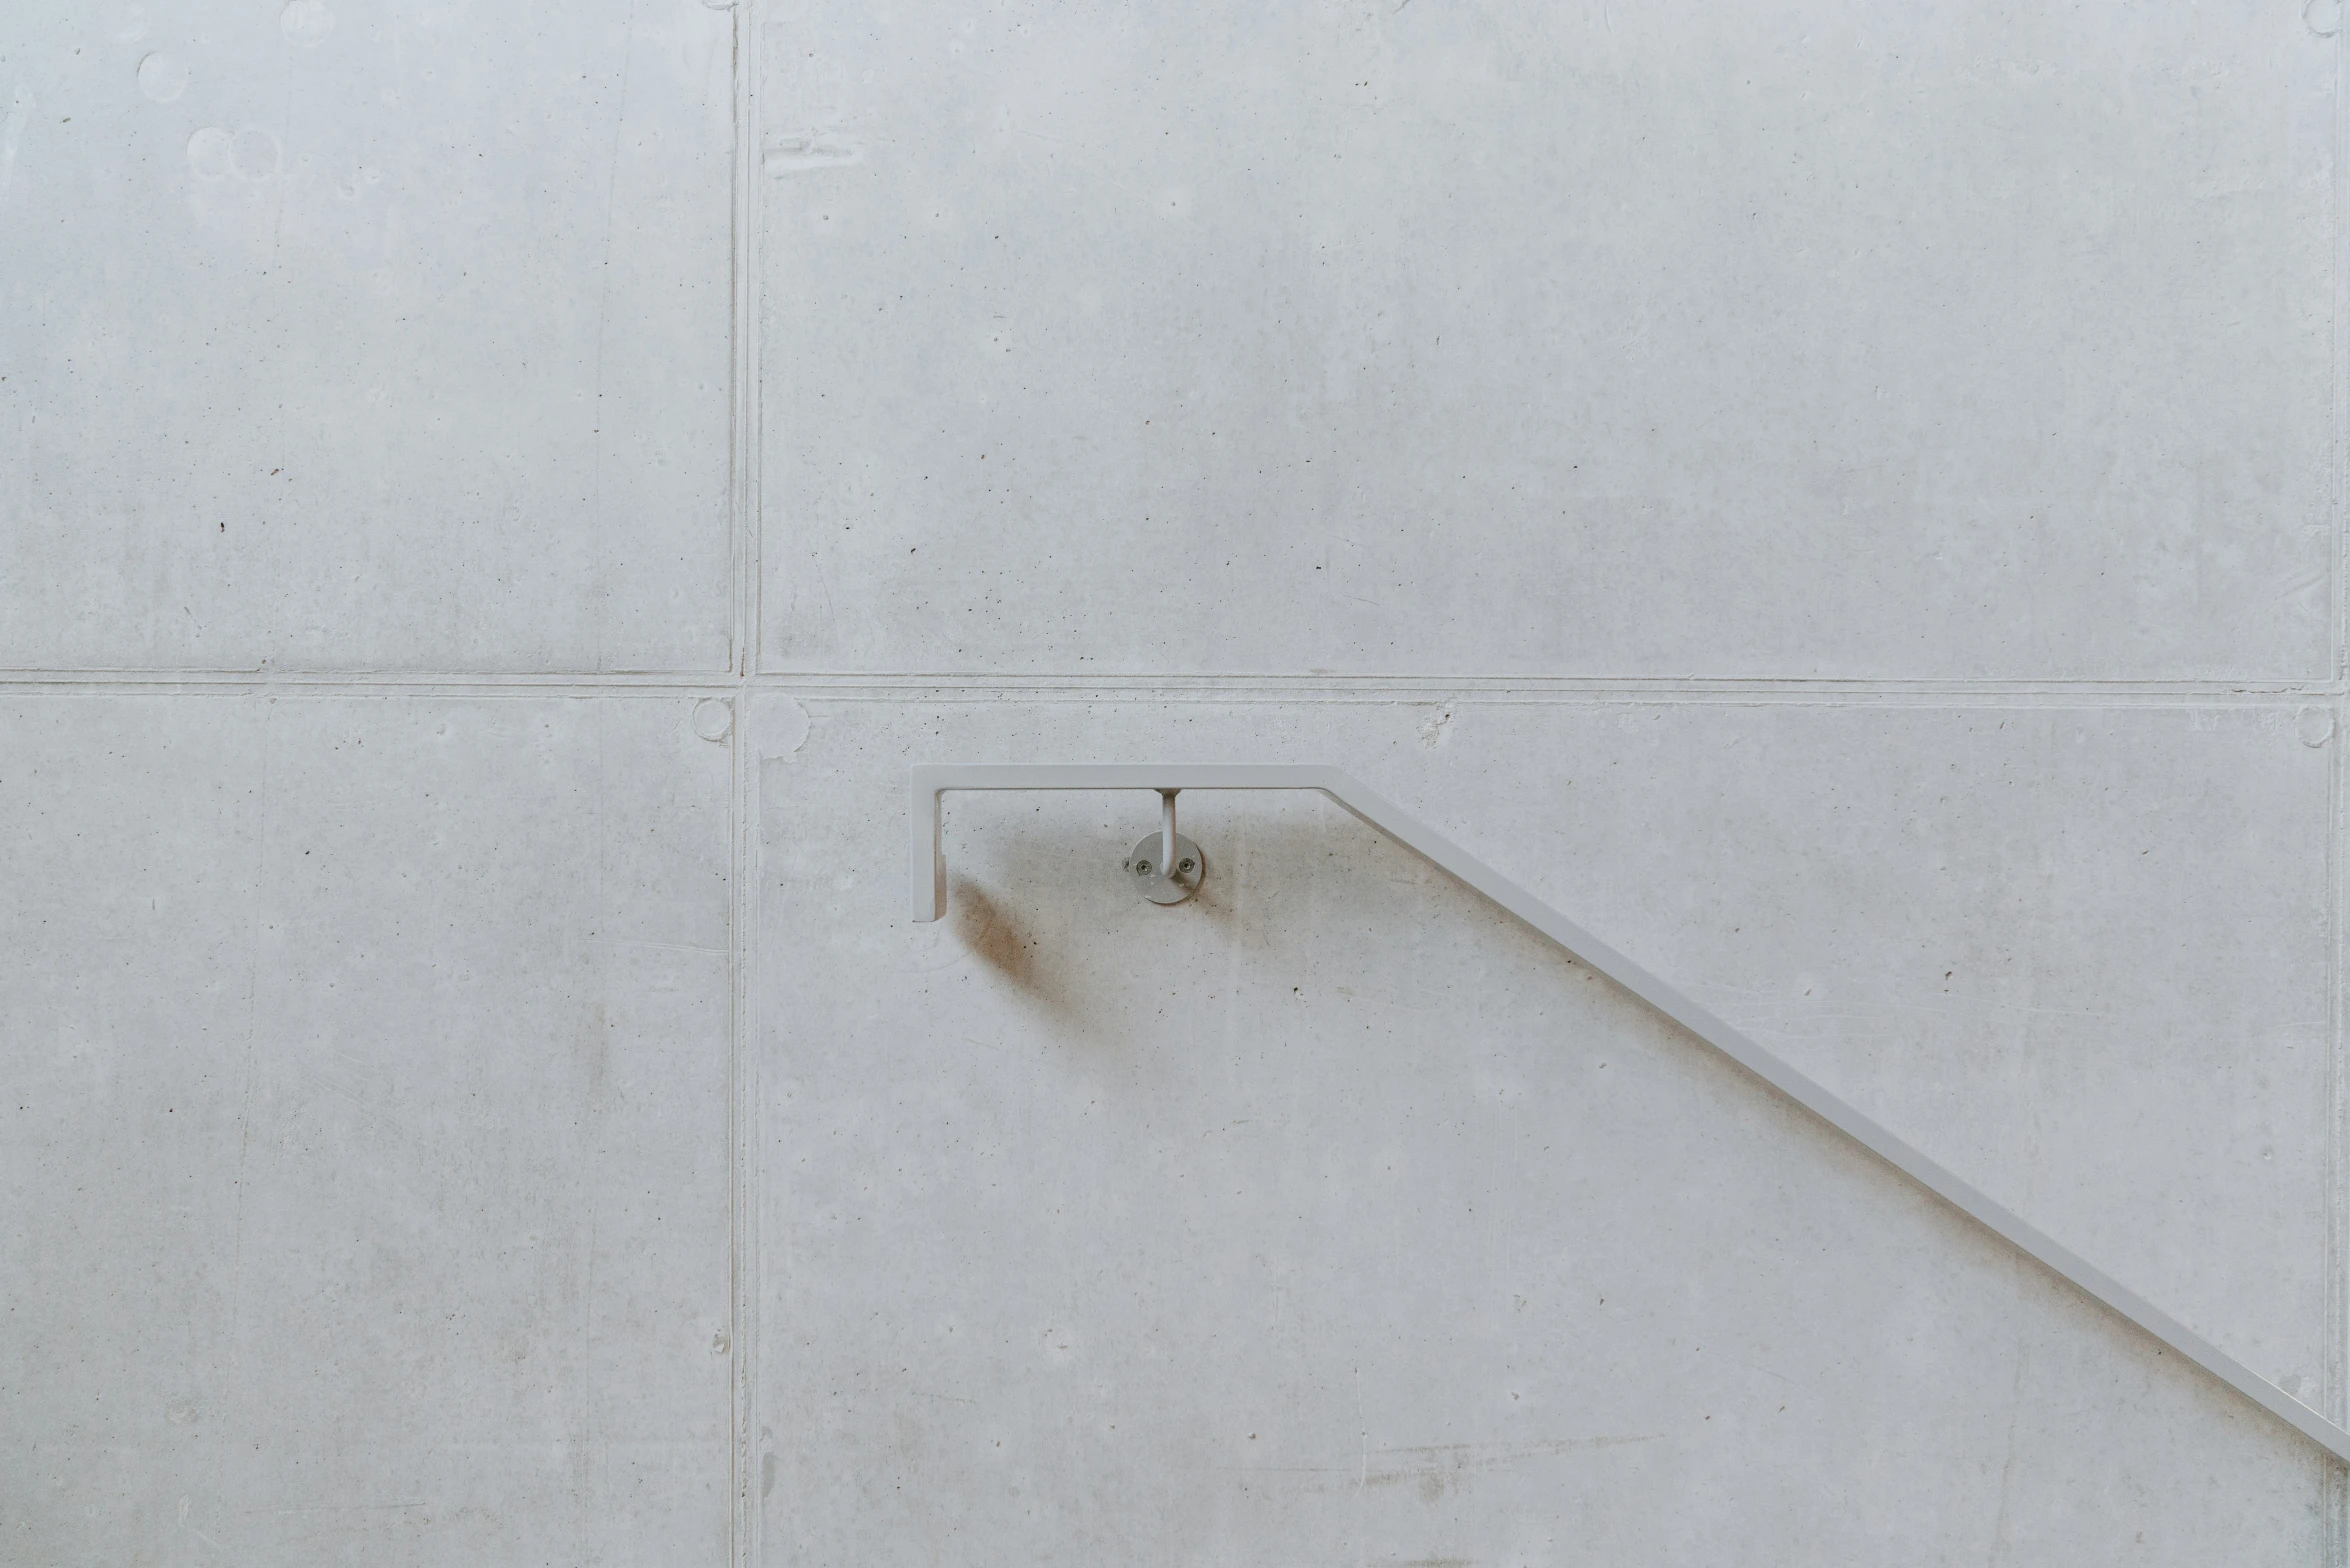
<box><xmin>910</xmin><ymin>763</ymin><xmax>2350</xmax><ymax>1464</ymax></box>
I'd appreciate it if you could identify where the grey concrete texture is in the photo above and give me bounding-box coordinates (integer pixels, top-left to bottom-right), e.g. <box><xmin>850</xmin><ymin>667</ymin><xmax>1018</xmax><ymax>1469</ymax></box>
<box><xmin>0</xmin><ymin>3</ymin><xmax>735</xmax><ymax>671</ymax></box>
<box><xmin>3</xmin><ymin>0</ymin><xmax>2347</xmax><ymax>1562</ymax></box>
<box><xmin>760</xmin><ymin>0</ymin><xmax>2332</xmax><ymax>678</ymax></box>
<box><xmin>751</xmin><ymin>696</ymin><xmax>2332</xmax><ymax>1564</ymax></box>
<box><xmin>3</xmin><ymin>698</ymin><xmax>734</xmax><ymax>1562</ymax></box>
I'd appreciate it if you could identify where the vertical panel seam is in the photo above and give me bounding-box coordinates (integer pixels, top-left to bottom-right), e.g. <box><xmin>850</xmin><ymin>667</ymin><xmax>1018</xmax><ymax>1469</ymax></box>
<box><xmin>729</xmin><ymin>0</ymin><xmax>765</xmax><ymax>1563</ymax></box>
<box><xmin>2329</xmin><ymin>10</ymin><xmax>2348</xmax><ymax>1561</ymax></box>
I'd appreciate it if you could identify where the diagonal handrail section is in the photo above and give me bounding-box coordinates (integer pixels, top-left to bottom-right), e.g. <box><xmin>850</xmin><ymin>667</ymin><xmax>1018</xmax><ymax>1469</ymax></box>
<box><xmin>909</xmin><ymin>763</ymin><xmax>2350</xmax><ymax>1464</ymax></box>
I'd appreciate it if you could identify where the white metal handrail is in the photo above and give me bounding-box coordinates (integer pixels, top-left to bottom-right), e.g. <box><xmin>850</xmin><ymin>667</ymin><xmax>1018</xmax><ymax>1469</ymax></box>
<box><xmin>909</xmin><ymin>763</ymin><xmax>2350</xmax><ymax>1464</ymax></box>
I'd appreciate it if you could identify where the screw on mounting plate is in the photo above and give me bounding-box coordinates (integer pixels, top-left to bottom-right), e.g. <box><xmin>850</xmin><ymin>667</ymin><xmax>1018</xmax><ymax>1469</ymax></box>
<box><xmin>1120</xmin><ymin>788</ymin><xmax>1204</xmax><ymax>904</ymax></box>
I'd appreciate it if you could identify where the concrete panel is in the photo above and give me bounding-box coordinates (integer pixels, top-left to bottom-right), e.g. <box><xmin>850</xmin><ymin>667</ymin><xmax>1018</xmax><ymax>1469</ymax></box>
<box><xmin>759</xmin><ymin>0</ymin><xmax>2333</xmax><ymax>679</ymax></box>
<box><xmin>0</xmin><ymin>696</ymin><xmax>733</xmax><ymax>1563</ymax></box>
<box><xmin>750</xmin><ymin>692</ymin><xmax>2330</xmax><ymax>1561</ymax></box>
<box><xmin>1393</xmin><ymin>697</ymin><xmax>2339</xmax><ymax>1396</ymax></box>
<box><xmin>0</xmin><ymin>2</ymin><xmax>736</xmax><ymax>672</ymax></box>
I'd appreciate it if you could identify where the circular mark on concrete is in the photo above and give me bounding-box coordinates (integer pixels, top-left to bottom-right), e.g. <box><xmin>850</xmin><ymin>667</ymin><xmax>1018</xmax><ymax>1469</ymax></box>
<box><xmin>2309</xmin><ymin>0</ymin><xmax>2343</xmax><ymax>35</ymax></box>
<box><xmin>692</xmin><ymin>698</ymin><xmax>734</xmax><ymax>742</ymax></box>
<box><xmin>751</xmin><ymin>692</ymin><xmax>809</xmax><ymax>755</ymax></box>
<box><xmin>137</xmin><ymin>52</ymin><xmax>188</xmax><ymax>102</ymax></box>
<box><xmin>186</xmin><ymin>126</ymin><xmax>235</xmax><ymax>180</ymax></box>
<box><xmin>229</xmin><ymin>125</ymin><xmax>281</xmax><ymax>181</ymax></box>
<box><xmin>2300</xmin><ymin>707</ymin><xmax>2335</xmax><ymax>748</ymax></box>
<box><xmin>281</xmin><ymin>0</ymin><xmax>335</xmax><ymax>47</ymax></box>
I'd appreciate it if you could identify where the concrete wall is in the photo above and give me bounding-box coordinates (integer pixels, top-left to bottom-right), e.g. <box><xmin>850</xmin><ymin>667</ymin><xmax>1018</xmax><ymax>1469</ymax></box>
<box><xmin>3</xmin><ymin>1</ymin><xmax>2342</xmax><ymax>1562</ymax></box>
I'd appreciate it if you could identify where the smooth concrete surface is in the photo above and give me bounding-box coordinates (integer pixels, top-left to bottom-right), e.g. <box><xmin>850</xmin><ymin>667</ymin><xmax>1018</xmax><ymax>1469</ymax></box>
<box><xmin>1</xmin><ymin>698</ymin><xmax>734</xmax><ymax>1563</ymax></box>
<box><xmin>7</xmin><ymin>0</ymin><xmax>2349</xmax><ymax>1562</ymax></box>
<box><xmin>0</xmin><ymin>2</ymin><xmax>735</xmax><ymax>671</ymax></box>
<box><xmin>760</xmin><ymin>0</ymin><xmax>2332</xmax><ymax>678</ymax></box>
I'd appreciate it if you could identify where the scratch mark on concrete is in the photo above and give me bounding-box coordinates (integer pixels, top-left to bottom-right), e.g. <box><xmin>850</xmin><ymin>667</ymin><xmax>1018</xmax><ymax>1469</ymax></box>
<box><xmin>0</xmin><ymin>86</ymin><xmax>31</xmax><ymax>202</ymax></box>
<box><xmin>599</xmin><ymin>936</ymin><xmax>729</xmax><ymax>957</ymax></box>
<box><xmin>577</xmin><ymin>1211</ymin><xmax>600</xmax><ymax>1498</ymax></box>
<box><xmin>587</xmin><ymin>0</ymin><xmax>641</xmax><ymax>674</ymax></box>
<box><xmin>228</xmin><ymin>702</ymin><xmax>274</xmax><ymax>1354</ymax></box>
<box><xmin>318</xmin><ymin>1080</ymin><xmax>412</xmax><ymax>1139</ymax></box>
<box><xmin>1371</xmin><ymin>1435</ymin><xmax>1660</xmax><ymax>1460</ymax></box>
<box><xmin>1988</xmin><ymin>1343</ymin><xmax>2029</xmax><ymax>1562</ymax></box>
<box><xmin>1357</xmin><ymin>1365</ymin><xmax>1371</xmax><ymax>1568</ymax></box>
<box><xmin>812</xmin><ymin>550</ymin><xmax>838</xmax><ymax>647</ymax></box>
<box><xmin>1269</xmin><ymin>1433</ymin><xmax>1664</xmax><ymax>1496</ymax></box>
<box><xmin>763</xmin><ymin>133</ymin><xmax>863</xmax><ymax>174</ymax></box>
